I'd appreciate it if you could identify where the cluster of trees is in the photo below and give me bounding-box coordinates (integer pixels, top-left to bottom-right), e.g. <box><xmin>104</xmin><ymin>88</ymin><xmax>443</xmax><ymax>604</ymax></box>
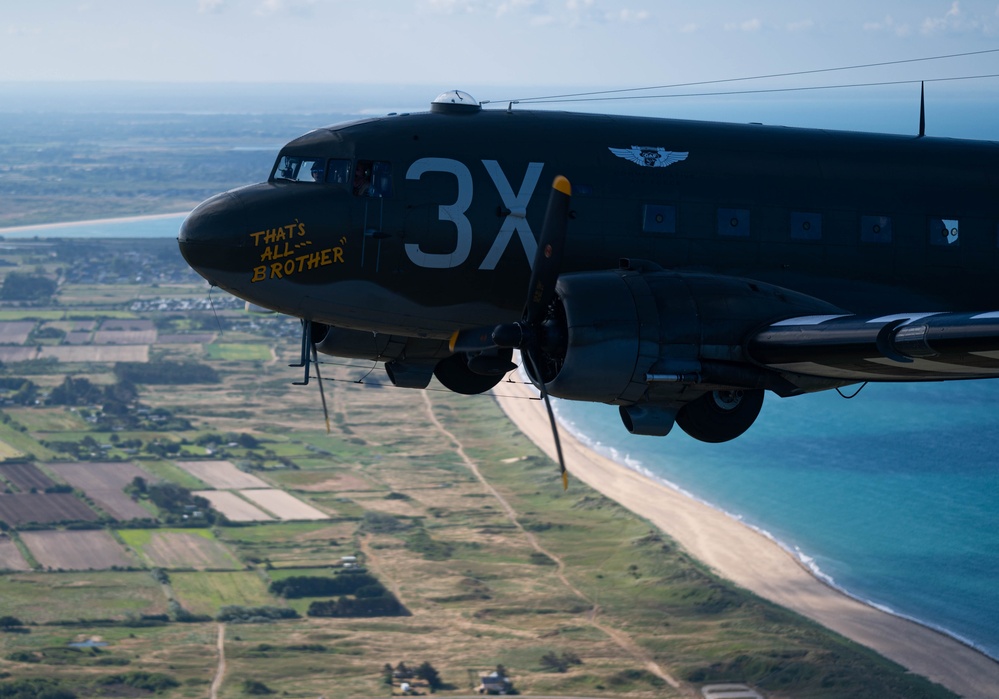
<box><xmin>306</xmin><ymin>592</ymin><xmax>405</xmax><ymax>619</ymax></box>
<box><xmin>135</xmin><ymin>481</ymin><xmax>222</xmax><ymax>526</ymax></box>
<box><xmin>382</xmin><ymin>661</ymin><xmax>444</xmax><ymax>691</ymax></box>
<box><xmin>269</xmin><ymin>573</ymin><xmax>378</xmax><ymax>599</ymax></box>
<box><xmin>215</xmin><ymin>605</ymin><xmax>298</xmax><ymax>624</ymax></box>
<box><xmin>0</xmin><ymin>378</ymin><xmax>38</xmax><ymax>406</ymax></box>
<box><xmin>0</xmin><ymin>272</ymin><xmax>56</xmax><ymax>302</ymax></box>
<box><xmin>47</xmin><ymin>376</ymin><xmax>135</xmax><ymax>407</ymax></box>
<box><xmin>43</xmin><ymin>374</ymin><xmax>190</xmax><ymax>433</ymax></box>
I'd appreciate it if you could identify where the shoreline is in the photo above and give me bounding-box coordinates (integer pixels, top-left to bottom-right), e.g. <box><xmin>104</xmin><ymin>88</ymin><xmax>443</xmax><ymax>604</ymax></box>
<box><xmin>561</xmin><ymin>422</ymin><xmax>998</xmax><ymax>663</ymax></box>
<box><xmin>493</xmin><ymin>378</ymin><xmax>999</xmax><ymax>698</ymax></box>
<box><xmin>0</xmin><ymin>211</ymin><xmax>189</xmax><ymax>234</ymax></box>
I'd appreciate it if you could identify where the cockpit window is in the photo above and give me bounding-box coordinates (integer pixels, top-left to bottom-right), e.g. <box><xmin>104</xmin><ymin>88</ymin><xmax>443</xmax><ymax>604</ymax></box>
<box><xmin>325</xmin><ymin>159</ymin><xmax>351</xmax><ymax>186</ymax></box>
<box><xmin>354</xmin><ymin>160</ymin><xmax>392</xmax><ymax>197</ymax></box>
<box><xmin>272</xmin><ymin>156</ymin><xmax>326</xmax><ymax>183</ymax></box>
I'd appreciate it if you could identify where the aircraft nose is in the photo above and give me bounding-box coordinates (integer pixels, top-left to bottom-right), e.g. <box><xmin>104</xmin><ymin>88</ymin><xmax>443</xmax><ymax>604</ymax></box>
<box><xmin>178</xmin><ymin>191</ymin><xmax>248</xmax><ymax>284</ymax></box>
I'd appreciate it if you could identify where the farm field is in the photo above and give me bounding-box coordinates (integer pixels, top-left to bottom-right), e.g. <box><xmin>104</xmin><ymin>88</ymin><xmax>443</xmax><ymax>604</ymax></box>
<box><xmin>238</xmin><ymin>488</ymin><xmax>330</xmax><ymax>520</ymax></box>
<box><xmin>0</xmin><ymin>571</ymin><xmax>167</xmax><ymax>622</ymax></box>
<box><xmin>46</xmin><ymin>461</ymin><xmax>157</xmax><ymax>520</ymax></box>
<box><xmin>172</xmin><ymin>459</ymin><xmax>270</xmax><ymax>489</ymax></box>
<box><xmin>0</xmin><ymin>321</ymin><xmax>35</xmax><ymax>344</ymax></box>
<box><xmin>0</xmin><ymin>493</ymin><xmax>99</xmax><ymax>525</ymax></box>
<box><xmin>20</xmin><ymin>530</ymin><xmax>137</xmax><ymax>570</ymax></box>
<box><xmin>0</xmin><ymin>535</ymin><xmax>30</xmax><ymax>570</ymax></box>
<box><xmin>169</xmin><ymin>571</ymin><xmax>274</xmax><ymax>616</ymax></box>
<box><xmin>0</xmin><ymin>345</ymin><xmax>150</xmax><ymax>362</ymax></box>
<box><xmin>119</xmin><ymin>528</ymin><xmax>242</xmax><ymax>570</ymax></box>
<box><xmin>0</xmin><ymin>462</ymin><xmax>56</xmax><ymax>491</ymax></box>
<box><xmin>194</xmin><ymin>489</ymin><xmax>274</xmax><ymax>521</ymax></box>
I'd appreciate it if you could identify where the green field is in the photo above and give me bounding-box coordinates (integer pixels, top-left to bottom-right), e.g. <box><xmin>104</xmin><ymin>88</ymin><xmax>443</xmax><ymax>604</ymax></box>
<box><xmin>0</xmin><ymin>571</ymin><xmax>167</xmax><ymax>623</ymax></box>
<box><xmin>169</xmin><ymin>571</ymin><xmax>275</xmax><ymax>616</ymax></box>
<box><xmin>204</xmin><ymin>343</ymin><xmax>273</xmax><ymax>361</ymax></box>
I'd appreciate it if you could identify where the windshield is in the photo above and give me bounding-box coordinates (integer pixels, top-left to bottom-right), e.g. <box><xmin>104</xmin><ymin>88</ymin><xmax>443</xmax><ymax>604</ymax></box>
<box><xmin>272</xmin><ymin>155</ymin><xmax>325</xmax><ymax>183</ymax></box>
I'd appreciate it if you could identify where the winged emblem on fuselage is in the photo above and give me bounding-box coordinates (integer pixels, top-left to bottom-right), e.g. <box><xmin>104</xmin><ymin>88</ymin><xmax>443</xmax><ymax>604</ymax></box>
<box><xmin>609</xmin><ymin>146</ymin><xmax>688</xmax><ymax>168</ymax></box>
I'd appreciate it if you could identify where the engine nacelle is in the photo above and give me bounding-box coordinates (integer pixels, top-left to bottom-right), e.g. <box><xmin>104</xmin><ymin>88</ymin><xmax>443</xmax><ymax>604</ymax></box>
<box><xmin>543</xmin><ymin>262</ymin><xmax>842</xmax><ymax>409</ymax></box>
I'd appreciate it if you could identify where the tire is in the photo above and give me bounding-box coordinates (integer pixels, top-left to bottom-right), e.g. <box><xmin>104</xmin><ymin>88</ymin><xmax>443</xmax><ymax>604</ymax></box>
<box><xmin>433</xmin><ymin>352</ymin><xmax>509</xmax><ymax>395</ymax></box>
<box><xmin>675</xmin><ymin>388</ymin><xmax>764</xmax><ymax>443</ymax></box>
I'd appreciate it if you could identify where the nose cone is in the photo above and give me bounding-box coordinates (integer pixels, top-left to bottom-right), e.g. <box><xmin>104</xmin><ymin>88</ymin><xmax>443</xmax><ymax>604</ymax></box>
<box><xmin>178</xmin><ymin>191</ymin><xmax>248</xmax><ymax>286</ymax></box>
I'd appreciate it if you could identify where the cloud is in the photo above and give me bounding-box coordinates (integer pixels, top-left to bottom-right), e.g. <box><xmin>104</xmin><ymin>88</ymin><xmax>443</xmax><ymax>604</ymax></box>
<box><xmin>725</xmin><ymin>18</ymin><xmax>761</xmax><ymax>32</ymax></box>
<box><xmin>423</xmin><ymin>0</ymin><xmax>479</xmax><ymax>14</ymax></box>
<box><xmin>920</xmin><ymin>0</ymin><xmax>983</xmax><ymax>34</ymax></box>
<box><xmin>254</xmin><ymin>0</ymin><xmax>317</xmax><ymax>17</ymax></box>
<box><xmin>862</xmin><ymin>15</ymin><xmax>911</xmax><ymax>36</ymax></box>
<box><xmin>198</xmin><ymin>0</ymin><xmax>225</xmax><ymax>13</ymax></box>
<box><xmin>606</xmin><ymin>8</ymin><xmax>649</xmax><ymax>23</ymax></box>
<box><xmin>496</xmin><ymin>0</ymin><xmax>536</xmax><ymax>16</ymax></box>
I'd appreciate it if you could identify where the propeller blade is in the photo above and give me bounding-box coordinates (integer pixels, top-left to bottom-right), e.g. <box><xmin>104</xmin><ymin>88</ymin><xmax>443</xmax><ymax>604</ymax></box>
<box><xmin>448</xmin><ymin>176</ymin><xmax>571</xmax><ymax>354</ymax></box>
<box><xmin>524</xmin><ymin>175</ymin><xmax>571</xmax><ymax>326</ymax></box>
<box><xmin>523</xmin><ymin>349</ymin><xmax>569</xmax><ymax>490</ymax></box>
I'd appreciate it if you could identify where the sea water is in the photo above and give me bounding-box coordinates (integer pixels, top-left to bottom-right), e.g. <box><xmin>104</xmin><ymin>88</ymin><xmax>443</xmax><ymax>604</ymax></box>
<box><xmin>553</xmin><ymin>383</ymin><xmax>999</xmax><ymax>660</ymax></box>
<box><xmin>0</xmin><ymin>214</ymin><xmax>188</xmax><ymax>240</ymax></box>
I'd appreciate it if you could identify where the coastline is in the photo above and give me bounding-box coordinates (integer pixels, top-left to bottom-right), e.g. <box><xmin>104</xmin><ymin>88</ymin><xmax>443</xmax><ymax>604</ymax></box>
<box><xmin>0</xmin><ymin>211</ymin><xmax>189</xmax><ymax>234</ymax></box>
<box><xmin>493</xmin><ymin>378</ymin><xmax>999</xmax><ymax>698</ymax></box>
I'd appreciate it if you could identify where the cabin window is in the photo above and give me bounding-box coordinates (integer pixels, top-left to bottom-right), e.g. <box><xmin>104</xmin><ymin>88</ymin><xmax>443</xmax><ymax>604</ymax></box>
<box><xmin>718</xmin><ymin>208</ymin><xmax>749</xmax><ymax>237</ymax></box>
<box><xmin>790</xmin><ymin>212</ymin><xmax>822</xmax><ymax>241</ymax></box>
<box><xmin>354</xmin><ymin>160</ymin><xmax>393</xmax><ymax>197</ymax></box>
<box><xmin>643</xmin><ymin>204</ymin><xmax>676</xmax><ymax>234</ymax></box>
<box><xmin>860</xmin><ymin>215</ymin><xmax>892</xmax><ymax>244</ymax></box>
<box><xmin>929</xmin><ymin>217</ymin><xmax>959</xmax><ymax>246</ymax></box>
<box><xmin>272</xmin><ymin>156</ymin><xmax>326</xmax><ymax>183</ymax></box>
<box><xmin>325</xmin><ymin>159</ymin><xmax>352</xmax><ymax>186</ymax></box>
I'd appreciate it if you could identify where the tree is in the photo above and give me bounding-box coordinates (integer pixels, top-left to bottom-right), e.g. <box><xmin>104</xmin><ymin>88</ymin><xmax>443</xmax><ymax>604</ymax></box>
<box><xmin>416</xmin><ymin>661</ymin><xmax>442</xmax><ymax>691</ymax></box>
<box><xmin>383</xmin><ymin>663</ymin><xmax>394</xmax><ymax>686</ymax></box>
<box><xmin>0</xmin><ymin>272</ymin><xmax>56</xmax><ymax>301</ymax></box>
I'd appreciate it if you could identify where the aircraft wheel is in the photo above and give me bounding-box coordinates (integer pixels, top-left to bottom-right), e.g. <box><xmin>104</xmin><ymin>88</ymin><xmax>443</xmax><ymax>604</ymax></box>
<box><xmin>675</xmin><ymin>388</ymin><xmax>764</xmax><ymax>443</ymax></box>
<box><xmin>433</xmin><ymin>351</ymin><xmax>510</xmax><ymax>395</ymax></box>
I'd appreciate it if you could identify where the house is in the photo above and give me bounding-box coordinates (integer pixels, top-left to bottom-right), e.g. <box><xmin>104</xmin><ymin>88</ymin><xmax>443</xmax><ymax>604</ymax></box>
<box><xmin>479</xmin><ymin>671</ymin><xmax>513</xmax><ymax>695</ymax></box>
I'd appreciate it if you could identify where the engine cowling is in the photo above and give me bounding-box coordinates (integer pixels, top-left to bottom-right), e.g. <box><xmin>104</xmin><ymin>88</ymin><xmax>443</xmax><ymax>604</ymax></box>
<box><xmin>536</xmin><ymin>261</ymin><xmax>842</xmax><ymax>437</ymax></box>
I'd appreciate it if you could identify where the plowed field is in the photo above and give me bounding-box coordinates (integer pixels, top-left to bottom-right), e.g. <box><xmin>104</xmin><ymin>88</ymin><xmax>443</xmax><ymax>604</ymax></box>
<box><xmin>20</xmin><ymin>530</ymin><xmax>135</xmax><ymax>570</ymax></box>
<box><xmin>47</xmin><ymin>462</ymin><xmax>156</xmax><ymax>520</ymax></box>
<box><xmin>0</xmin><ymin>493</ymin><xmax>99</xmax><ymax>525</ymax></box>
<box><xmin>173</xmin><ymin>460</ymin><xmax>269</xmax><ymax>489</ymax></box>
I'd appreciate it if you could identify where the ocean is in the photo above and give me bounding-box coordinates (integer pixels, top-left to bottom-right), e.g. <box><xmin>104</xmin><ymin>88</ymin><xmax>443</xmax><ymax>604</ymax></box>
<box><xmin>554</xmin><ymin>383</ymin><xmax>999</xmax><ymax>660</ymax></box>
<box><xmin>0</xmin><ymin>214</ymin><xmax>188</xmax><ymax>240</ymax></box>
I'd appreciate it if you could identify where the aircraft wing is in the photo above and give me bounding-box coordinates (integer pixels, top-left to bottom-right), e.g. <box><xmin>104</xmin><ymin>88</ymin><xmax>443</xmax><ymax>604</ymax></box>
<box><xmin>748</xmin><ymin>312</ymin><xmax>999</xmax><ymax>381</ymax></box>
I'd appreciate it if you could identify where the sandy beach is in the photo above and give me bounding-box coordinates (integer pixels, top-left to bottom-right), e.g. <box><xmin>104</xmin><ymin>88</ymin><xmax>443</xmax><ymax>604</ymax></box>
<box><xmin>494</xmin><ymin>378</ymin><xmax>999</xmax><ymax>698</ymax></box>
<box><xmin>0</xmin><ymin>211</ymin><xmax>188</xmax><ymax>234</ymax></box>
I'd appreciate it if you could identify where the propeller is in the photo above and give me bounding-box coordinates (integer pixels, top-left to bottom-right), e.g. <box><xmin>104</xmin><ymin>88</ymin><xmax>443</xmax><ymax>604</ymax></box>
<box><xmin>450</xmin><ymin>175</ymin><xmax>572</xmax><ymax>488</ymax></box>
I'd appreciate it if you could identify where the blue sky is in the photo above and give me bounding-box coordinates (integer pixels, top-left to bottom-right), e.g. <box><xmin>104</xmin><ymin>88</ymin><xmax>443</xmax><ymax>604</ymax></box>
<box><xmin>4</xmin><ymin>1</ymin><xmax>999</xmax><ymax>135</ymax></box>
<box><xmin>3</xmin><ymin>1</ymin><xmax>999</xmax><ymax>87</ymax></box>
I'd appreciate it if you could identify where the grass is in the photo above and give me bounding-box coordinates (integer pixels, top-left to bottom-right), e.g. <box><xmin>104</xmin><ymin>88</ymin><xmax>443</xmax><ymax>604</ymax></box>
<box><xmin>169</xmin><ymin>571</ymin><xmax>275</xmax><ymax>617</ymax></box>
<box><xmin>0</xmin><ymin>571</ymin><xmax>167</xmax><ymax>623</ymax></box>
<box><xmin>0</xmin><ymin>420</ymin><xmax>58</xmax><ymax>460</ymax></box>
<box><xmin>204</xmin><ymin>343</ymin><xmax>272</xmax><ymax>361</ymax></box>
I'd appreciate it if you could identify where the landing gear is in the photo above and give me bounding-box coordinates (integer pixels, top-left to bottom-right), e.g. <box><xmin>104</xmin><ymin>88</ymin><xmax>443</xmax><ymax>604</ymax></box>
<box><xmin>675</xmin><ymin>389</ymin><xmax>764</xmax><ymax>443</ymax></box>
<box><xmin>433</xmin><ymin>349</ymin><xmax>515</xmax><ymax>395</ymax></box>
